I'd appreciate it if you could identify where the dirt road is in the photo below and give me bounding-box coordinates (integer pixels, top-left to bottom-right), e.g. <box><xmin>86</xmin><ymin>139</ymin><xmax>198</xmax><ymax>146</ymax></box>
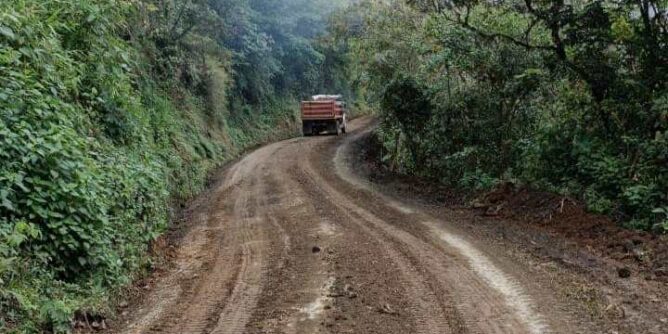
<box><xmin>115</xmin><ymin>118</ymin><xmax>664</xmax><ymax>334</ymax></box>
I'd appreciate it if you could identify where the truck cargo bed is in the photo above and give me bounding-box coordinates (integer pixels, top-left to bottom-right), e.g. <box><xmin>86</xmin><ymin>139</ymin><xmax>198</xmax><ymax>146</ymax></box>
<box><xmin>300</xmin><ymin>101</ymin><xmax>344</xmax><ymax>120</ymax></box>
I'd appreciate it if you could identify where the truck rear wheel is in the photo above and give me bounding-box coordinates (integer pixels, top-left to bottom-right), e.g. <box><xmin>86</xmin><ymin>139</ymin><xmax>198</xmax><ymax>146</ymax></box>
<box><xmin>302</xmin><ymin>122</ymin><xmax>313</xmax><ymax>136</ymax></box>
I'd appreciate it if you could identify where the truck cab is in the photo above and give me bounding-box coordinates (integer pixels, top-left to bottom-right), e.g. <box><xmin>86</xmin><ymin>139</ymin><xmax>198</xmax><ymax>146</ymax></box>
<box><xmin>301</xmin><ymin>95</ymin><xmax>347</xmax><ymax>136</ymax></box>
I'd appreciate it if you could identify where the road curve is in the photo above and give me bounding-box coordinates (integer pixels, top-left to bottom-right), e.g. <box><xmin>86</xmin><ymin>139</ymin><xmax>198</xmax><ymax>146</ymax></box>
<box><xmin>117</xmin><ymin>118</ymin><xmax>595</xmax><ymax>334</ymax></box>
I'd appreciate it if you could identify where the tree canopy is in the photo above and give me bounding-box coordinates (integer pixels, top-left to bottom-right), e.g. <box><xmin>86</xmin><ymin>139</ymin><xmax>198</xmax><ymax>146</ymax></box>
<box><xmin>336</xmin><ymin>0</ymin><xmax>667</xmax><ymax>230</ymax></box>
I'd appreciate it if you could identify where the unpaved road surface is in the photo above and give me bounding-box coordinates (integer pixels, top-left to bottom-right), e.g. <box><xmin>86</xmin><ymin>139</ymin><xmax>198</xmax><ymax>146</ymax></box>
<box><xmin>115</xmin><ymin>118</ymin><xmax>666</xmax><ymax>334</ymax></box>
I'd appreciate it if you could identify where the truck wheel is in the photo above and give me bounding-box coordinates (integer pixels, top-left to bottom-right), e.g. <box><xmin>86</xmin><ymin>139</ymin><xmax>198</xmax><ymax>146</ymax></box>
<box><xmin>336</xmin><ymin>120</ymin><xmax>342</xmax><ymax>136</ymax></box>
<box><xmin>302</xmin><ymin>122</ymin><xmax>313</xmax><ymax>136</ymax></box>
<box><xmin>342</xmin><ymin>118</ymin><xmax>347</xmax><ymax>134</ymax></box>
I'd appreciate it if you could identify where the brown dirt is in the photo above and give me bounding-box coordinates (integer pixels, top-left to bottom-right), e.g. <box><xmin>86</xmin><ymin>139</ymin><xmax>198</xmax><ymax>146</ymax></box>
<box><xmin>480</xmin><ymin>186</ymin><xmax>668</xmax><ymax>281</ymax></box>
<box><xmin>357</xmin><ymin>127</ymin><xmax>668</xmax><ymax>284</ymax></box>
<box><xmin>91</xmin><ymin>117</ymin><xmax>667</xmax><ymax>334</ymax></box>
<box><xmin>348</xmin><ymin>123</ymin><xmax>668</xmax><ymax>334</ymax></box>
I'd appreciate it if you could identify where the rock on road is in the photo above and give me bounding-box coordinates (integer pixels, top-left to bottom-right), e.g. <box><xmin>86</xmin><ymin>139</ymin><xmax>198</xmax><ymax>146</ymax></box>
<box><xmin>117</xmin><ymin>118</ymin><xmax>605</xmax><ymax>334</ymax></box>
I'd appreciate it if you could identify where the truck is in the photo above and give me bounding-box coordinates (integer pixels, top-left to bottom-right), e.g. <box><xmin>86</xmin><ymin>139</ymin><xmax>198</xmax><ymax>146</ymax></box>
<box><xmin>301</xmin><ymin>95</ymin><xmax>347</xmax><ymax>136</ymax></box>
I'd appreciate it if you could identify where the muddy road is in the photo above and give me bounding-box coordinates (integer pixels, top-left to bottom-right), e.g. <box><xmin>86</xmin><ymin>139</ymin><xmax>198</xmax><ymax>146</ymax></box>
<box><xmin>115</xmin><ymin>118</ymin><xmax>666</xmax><ymax>334</ymax></box>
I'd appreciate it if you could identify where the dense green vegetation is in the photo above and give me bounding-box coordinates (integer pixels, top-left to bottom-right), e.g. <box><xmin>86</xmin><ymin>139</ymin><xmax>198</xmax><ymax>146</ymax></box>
<box><xmin>2</xmin><ymin>0</ymin><xmax>666</xmax><ymax>331</ymax></box>
<box><xmin>335</xmin><ymin>0</ymin><xmax>667</xmax><ymax>231</ymax></box>
<box><xmin>0</xmin><ymin>0</ymin><xmax>352</xmax><ymax>331</ymax></box>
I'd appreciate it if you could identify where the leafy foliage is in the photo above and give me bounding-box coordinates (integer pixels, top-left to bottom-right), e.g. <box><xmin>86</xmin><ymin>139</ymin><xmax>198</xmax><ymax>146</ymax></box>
<box><xmin>0</xmin><ymin>0</ymin><xmax>353</xmax><ymax>332</ymax></box>
<box><xmin>342</xmin><ymin>0</ymin><xmax>667</xmax><ymax>231</ymax></box>
<box><xmin>381</xmin><ymin>76</ymin><xmax>433</xmax><ymax>167</ymax></box>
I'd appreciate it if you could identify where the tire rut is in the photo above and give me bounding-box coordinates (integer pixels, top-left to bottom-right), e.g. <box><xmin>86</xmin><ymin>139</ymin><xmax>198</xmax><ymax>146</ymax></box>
<box><xmin>285</xmin><ymin>149</ymin><xmax>459</xmax><ymax>334</ymax></box>
<box><xmin>117</xmin><ymin>119</ymin><xmax>597</xmax><ymax>334</ymax></box>
<box><xmin>208</xmin><ymin>177</ymin><xmax>269</xmax><ymax>334</ymax></box>
<box><xmin>301</xmin><ymin>137</ymin><xmax>550</xmax><ymax>334</ymax></box>
<box><xmin>119</xmin><ymin>144</ymin><xmax>284</xmax><ymax>334</ymax></box>
<box><xmin>244</xmin><ymin>168</ymin><xmax>334</xmax><ymax>333</ymax></box>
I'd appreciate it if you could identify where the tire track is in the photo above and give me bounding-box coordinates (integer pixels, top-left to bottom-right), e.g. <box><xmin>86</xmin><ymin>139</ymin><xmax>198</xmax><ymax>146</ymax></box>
<box><xmin>302</xmin><ymin>137</ymin><xmax>547</xmax><ymax>333</ymax></box>
<box><xmin>119</xmin><ymin>144</ymin><xmax>283</xmax><ymax>334</ymax></box>
<box><xmin>245</xmin><ymin>169</ymin><xmax>336</xmax><ymax>334</ymax></box>
<box><xmin>117</xmin><ymin>118</ymin><xmax>590</xmax><ymax>334</ymax></box>
<box><xmin>319</xmin><ymin>124</ymin><xmax>559</xmax><ymax>333</ymax></box>
<box><xmin>430</xmin><ymin>225</ymin><xmax>549</xmax><ymax>334</ymax></box>
<box><xmin>287</xmin><ymin>151</ymin><xmax>460</xmax><ymax>334</ymax></box>
<box><xmin>209</xmin><ymin>177</ymin><xmax>269</xmax><ymax>334</ymax></box>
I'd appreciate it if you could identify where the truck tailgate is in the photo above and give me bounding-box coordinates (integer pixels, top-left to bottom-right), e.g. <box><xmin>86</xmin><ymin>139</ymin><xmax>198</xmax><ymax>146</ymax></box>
<box><xmin>301</xmin><ymin>101</ymin><xmax>339</xmax><ymax>119</ymax></box>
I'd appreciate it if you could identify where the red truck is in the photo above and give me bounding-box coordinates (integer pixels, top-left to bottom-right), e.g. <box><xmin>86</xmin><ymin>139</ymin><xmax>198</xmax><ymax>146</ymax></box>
<box><xmin>301</xmin><ymin>95</ymin><xmax>347</xmax><ymax>136</ymax></box>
